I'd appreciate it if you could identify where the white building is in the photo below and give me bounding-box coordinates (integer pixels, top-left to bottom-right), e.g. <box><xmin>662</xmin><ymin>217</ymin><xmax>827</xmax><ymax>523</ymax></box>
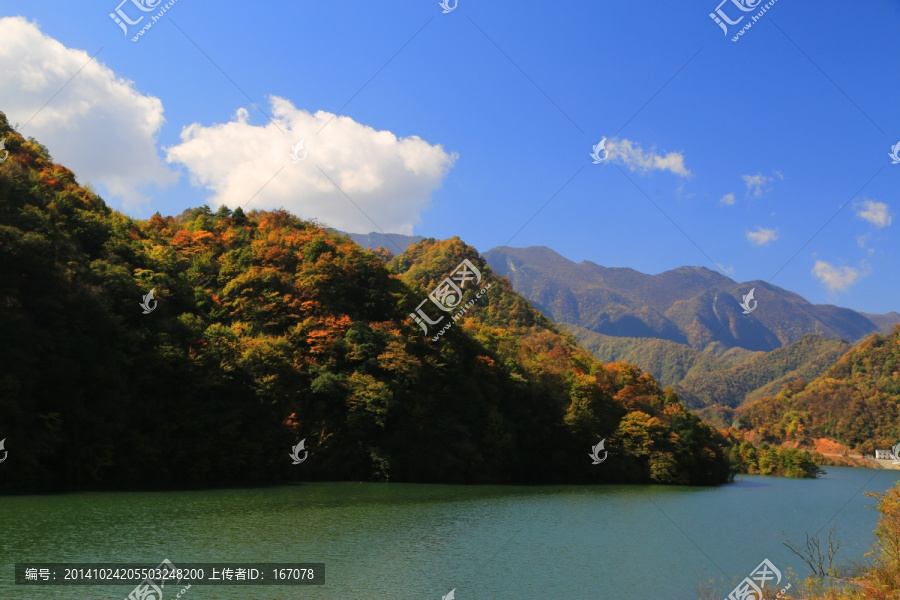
<box><xmin>875</xmin><ymin>449</ymin><xmax>893</xmax><ymax>460</ymax></box>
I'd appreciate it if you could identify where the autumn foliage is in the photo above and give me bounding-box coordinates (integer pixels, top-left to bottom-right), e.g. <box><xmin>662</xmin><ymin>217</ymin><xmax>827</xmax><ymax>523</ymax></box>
<box><xmin>737</xmin><ymin>325</ymin><xmax>900</xmax><ymax>455</ymax></box>
<box><xmin>0</xmin><ymin>113</ymin><xmax>773</xmax><ymax>491</ymax></box>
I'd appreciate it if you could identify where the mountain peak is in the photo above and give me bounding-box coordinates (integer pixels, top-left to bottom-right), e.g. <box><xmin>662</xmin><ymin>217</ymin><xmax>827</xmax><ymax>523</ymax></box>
<box><xmin>485</xmin><ymin>246</ymin><xmax>898</xmax><ymax>352</ymax></box>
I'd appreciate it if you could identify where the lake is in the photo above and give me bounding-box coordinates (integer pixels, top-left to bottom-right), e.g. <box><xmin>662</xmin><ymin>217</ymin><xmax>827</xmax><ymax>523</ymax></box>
<box><xmin>2</xmin><ymin>466</ymin><xmax>898</xmax><ymax>600</ymax></box>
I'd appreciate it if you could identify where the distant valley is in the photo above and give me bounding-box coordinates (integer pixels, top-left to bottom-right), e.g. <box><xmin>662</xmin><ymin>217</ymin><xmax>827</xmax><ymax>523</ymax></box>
<box><xmin>570</xmin><ymin>328</ymin><xmax>852</xmax><ymax>410</ymax></box>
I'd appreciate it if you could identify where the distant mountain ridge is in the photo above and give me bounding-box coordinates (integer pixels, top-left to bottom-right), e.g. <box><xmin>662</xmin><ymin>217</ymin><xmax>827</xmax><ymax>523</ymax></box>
<box><xmin>484</xmin><ymin>245</ymin><xmax>900</xmax><ymax>353</ymax></box>
<box><xmin>334</xmin><ymin>230</ymin><xmax>424</xmax><ymax>254</ymax></box>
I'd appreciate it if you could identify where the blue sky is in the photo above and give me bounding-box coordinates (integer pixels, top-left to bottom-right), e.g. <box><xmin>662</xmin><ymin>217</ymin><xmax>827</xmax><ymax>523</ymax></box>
<box><xmin>2</xmin><ymin>0</ymin><xmax>898</xmax><ymax>313</ymax></box>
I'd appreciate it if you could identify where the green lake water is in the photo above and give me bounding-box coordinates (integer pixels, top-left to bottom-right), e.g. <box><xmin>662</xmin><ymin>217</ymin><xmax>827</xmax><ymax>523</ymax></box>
<box><xmin>2</xmin><ymin>466</ymin><xmax>898</xmax><ymax>600</ymax></box>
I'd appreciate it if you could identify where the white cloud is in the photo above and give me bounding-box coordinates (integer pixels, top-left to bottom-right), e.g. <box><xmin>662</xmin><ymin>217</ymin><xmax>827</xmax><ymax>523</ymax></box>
<box><xmin>720</xmin><ymin>193</ymin><xmax>736</xmax><ymax>206</ymax></box>
<box><xmin>811</xmin><ymin>260</ymin><xmax>864</xmax><ymax>292</ymax></box>
<box><xmin>746</xmin><ymin>226</ymin><xmax>778</xmax><ymax>246</ymax></box>
<box><xmin>743</xmin><ymin>173</ymin><xmax>772</xmax><ymax>198</ymax></box>
<box><xmin>856</xmin><ymin>199</ymin><xmax>891</xmax><ymax>228</ymax></box>
<box><xmin>606</xmin><ymin>138</ymin><xmax>690</xmax><ymax>177</ymax></box>
<box><xmin>165</xmin><ymin>97</ymin><xmax>457</xmax><ymax>235</ymax></box>
<box><xmin>0</xmin><ymin>16</ymin><xmax>176</xmax><ymax>205</ymax></box>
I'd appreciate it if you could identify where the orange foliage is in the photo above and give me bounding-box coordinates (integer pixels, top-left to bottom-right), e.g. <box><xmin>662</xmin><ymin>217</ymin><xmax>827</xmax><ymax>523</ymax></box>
<box><xmin>306</xmin><ymin>315</ymin><xmax>353</xmax><ymax>355</ymax></box>
<box><xmin>171</xmin><ymin>229</ymin><xmax>217</xmax><ymax>255</ymax></box>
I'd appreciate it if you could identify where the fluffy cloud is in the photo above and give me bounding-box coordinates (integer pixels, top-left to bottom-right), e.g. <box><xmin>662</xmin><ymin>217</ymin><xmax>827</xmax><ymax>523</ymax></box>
<box><xmin>720</xmin><ymin>193</ymin><xmax>736</xmax><ymax>206</ymax></box>
<box><xmin>606</xmin><ymin>138</ymin><xmax>690</xmax><ymax>177</ymax></box>
<box><xmin>746</xmin><ymin>226</ymin><xmax>778</xmax><ymax>246</ymax></box>
<box><xmin>0</xmin><ymin>17</ymin><xmax>176</xmax><ymax>205</ymax></box>
<box><xmin>743</xmin><ymin>173</ymin><xmax>772</xmax><ymax>198</ymax></box>
<box><xmin>811</xmin><ymin>260</ymin><xmax>864</xmax><ymax>292</ymax></box>
<box><xmin>856</xmin><ymin>199</ymin><xmax>891</xmax><ymax>228</ymax></box>
<box><xmin>165</xmin><ymin>97</ymin><xmax>457</xmax><ymax>235</ymax></box>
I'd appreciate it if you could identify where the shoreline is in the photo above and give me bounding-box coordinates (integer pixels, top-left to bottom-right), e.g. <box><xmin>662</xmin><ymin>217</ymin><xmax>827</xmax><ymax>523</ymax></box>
<box><xmin>819</xmin><ymin>452</ymin><xmax>900</xmax><ymax>470</ymax></box>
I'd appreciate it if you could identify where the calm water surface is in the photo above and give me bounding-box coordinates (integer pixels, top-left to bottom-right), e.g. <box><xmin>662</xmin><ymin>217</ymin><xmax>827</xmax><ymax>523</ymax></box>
<box><xmin>2</xmin><ymin>467</ymin><xmax>898</xmax><ymax>600</ymax></box>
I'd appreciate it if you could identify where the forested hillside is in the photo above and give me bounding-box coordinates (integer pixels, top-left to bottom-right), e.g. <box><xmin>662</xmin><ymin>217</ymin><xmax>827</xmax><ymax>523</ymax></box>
<box><xmin>676</xmin><ymin>334</ymin><xmax>852</xmax><ymax>408</ymax></box>
<box><xmin>570</xmin><ymin>328</ymin><xmax>756</xmax><ymax>387</ymax></box>
<box><xmin>570</xmin><ymin>328</ymin><xmax>849</xmax><ymax>409</ymax></box>
<box><xmin>0</xmin><ymin>114</ymin><xmax>761</xmax><ymax>491</ymax></box>
<box><xmin>738</xmin><ymin>325</ymin><xmax>900</xmax><ymax>454</ymax></box>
